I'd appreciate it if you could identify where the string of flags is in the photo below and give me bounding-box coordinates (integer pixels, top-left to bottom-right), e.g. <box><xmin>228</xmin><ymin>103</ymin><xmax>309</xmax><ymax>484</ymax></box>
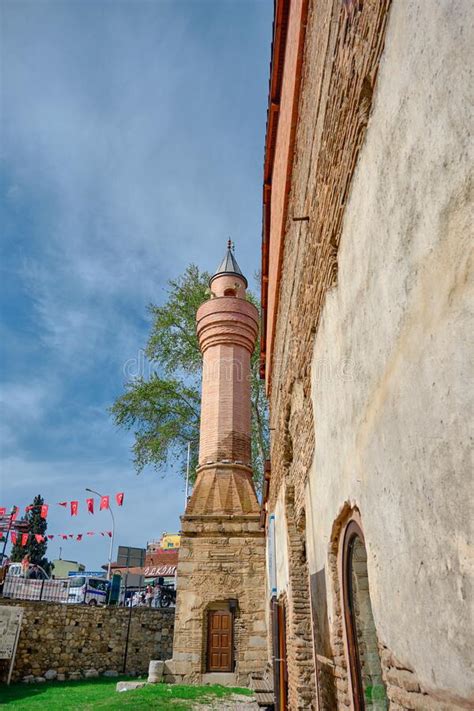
<box><xmin>0</xmin><ymin>492</ymin><xmax>124</xmax><ymax>519</ymax></box>
<box><xmin>9</xmin><ymin>530</ymin><xmax>113</xmax><ymax>546</ymax></box>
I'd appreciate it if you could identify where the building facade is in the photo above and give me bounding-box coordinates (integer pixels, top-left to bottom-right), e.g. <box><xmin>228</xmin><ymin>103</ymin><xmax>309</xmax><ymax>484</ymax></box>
<box><xmin>260</xmin><ymin>1</ymin><xmax>473</xmax><ymax>710</ymax></box>
<box><xmin>168</xmin><ymin>246</ymin><xmax>267</xmax><ymax>685</ymax></box>
<box><xmin>52</xmin><ymin>559</ymin><xmax>85</xmax><ymax>578</ymax></box>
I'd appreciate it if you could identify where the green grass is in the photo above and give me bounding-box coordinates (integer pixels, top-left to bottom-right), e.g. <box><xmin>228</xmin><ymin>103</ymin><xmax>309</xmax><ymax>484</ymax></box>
<box><xmin>0</xmin><ymin>677</ymin><xmax>254</xmax><ymax>709</ymax></box>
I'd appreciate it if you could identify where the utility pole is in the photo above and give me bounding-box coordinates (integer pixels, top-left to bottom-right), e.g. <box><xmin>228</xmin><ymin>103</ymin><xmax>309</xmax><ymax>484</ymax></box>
<box><xmin>85</xmin><ymin>488</ymin><xmax>115</xmax><ymax>580</ymax></box>
<box><xmin>0</xmin><ymin>507</ymin><xmax>15</xmax><ymax>564</ymax></box>
<box><xmin>185</xmin><ymin>441</ymin><xmax>191</xmax><ymax>508</ymax></box>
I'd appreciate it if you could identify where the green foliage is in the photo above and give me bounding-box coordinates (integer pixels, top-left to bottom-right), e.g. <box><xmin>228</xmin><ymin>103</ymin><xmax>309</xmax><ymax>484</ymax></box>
<box><xmin>110</xmin><ymin>264</ymin><xmax>269</xmax><ymax>489</ymax></box>
<box><xmin>9</xmin><ymin>494</ymin><xmax>52</xmax><ymax>575</ymax></box>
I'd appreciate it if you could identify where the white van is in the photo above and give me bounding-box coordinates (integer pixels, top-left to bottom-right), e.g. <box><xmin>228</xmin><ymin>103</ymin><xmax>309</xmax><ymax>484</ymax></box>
<box><xmin>67</xmin><ymin>575</ymin><xmax>109</xmax><ymax>605</ymax></box>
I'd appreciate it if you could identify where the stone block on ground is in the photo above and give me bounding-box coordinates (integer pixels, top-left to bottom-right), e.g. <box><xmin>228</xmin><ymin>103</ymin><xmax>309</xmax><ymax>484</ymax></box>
<box><xmin>116</xmin><ymin>681</ymin><xmax>146</xmax><ymax>692</ymax></box>
<box><xmin>44</xmin><ymin>669</ymin><xmax>57</xmax><ymax>680</ymax></box>
<box><xmin>84</xmin><ymin>668</ymin><xmax>99</xmax><ymax>678</ymax></box>
<box><xmin>148</xmin><ymin>659</ymin><xmax>164</xmax><ymax>683</ymax></box>
<box><xmin>22</xmin><ymin>675</ymin><xmax>35</xmax><ymax>684</ymax></box>
<box><xmin>103</xmin><ymin>670</ymin><xmax>119</xmax><ymax>677</ymax></box>
<box><xmin>34</xmin><ymin>677</ymin><xmax>46</xmax><ymax>683</ymax></box>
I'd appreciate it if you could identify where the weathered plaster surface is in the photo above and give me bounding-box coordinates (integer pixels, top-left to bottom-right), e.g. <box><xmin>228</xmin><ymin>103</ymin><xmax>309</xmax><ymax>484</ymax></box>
<box><xmin>307</xmin><ymin>0</ymin><xmax>473</xmax><ymax>700</ymax></box>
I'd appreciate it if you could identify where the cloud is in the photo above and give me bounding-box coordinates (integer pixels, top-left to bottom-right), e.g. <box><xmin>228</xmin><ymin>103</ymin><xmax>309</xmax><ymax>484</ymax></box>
<box><xmin>0</xmin><ymin>0</ymin><xmax>272</xmax><ymax>568</ymax></box>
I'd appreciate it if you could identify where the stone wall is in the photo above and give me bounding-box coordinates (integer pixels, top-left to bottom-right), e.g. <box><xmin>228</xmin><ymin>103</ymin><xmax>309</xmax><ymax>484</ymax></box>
<box><xmin>0</xmin><ymin>599</ymin><xmax>174</xmax><ymax>682</ymax></box>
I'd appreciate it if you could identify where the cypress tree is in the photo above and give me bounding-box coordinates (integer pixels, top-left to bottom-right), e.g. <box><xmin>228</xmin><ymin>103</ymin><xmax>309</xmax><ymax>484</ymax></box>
<box><xmin>10</xmin><ymin>494</ymin><xmax>52</xmax><ymax>575</ymax></box>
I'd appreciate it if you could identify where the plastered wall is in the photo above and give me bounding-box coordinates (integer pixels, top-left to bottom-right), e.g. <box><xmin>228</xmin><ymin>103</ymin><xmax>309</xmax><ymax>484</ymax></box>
<box><xmin>306</xmin><ymin>0</ymin><xmax>473</xmax><ymax>702</ymax></box>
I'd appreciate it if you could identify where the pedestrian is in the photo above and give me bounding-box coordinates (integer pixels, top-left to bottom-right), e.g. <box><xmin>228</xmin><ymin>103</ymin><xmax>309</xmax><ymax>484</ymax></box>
<box><xmin>21</xmin><ymin>554</ymin><xmax>30</xmax><ymax>577</ymax></box>
<box><xmin>145</xmin><ymin>584</ymin><xmax>153</xmax><ymax>607</ymax></box>
<box><xmin>28</xmin><ymin>565</ymin><xmax>39</xmax><ymax>580</ymax></box>
<box><xmin>0</xmin><ymin>562</ymin><xmax>9</xmax><ymax>597</ymax></box>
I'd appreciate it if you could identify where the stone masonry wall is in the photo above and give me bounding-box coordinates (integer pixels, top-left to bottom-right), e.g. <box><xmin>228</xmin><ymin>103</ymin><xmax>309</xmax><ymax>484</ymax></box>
<box><xmin>170</xmin><ymin>515</ymin><xmax>267</xmax><ymax>687</ymax></box>
<box><xmin>0</xmin><ymin>599</ymin><xmax>174</xmax><ymax>682</ymax></box>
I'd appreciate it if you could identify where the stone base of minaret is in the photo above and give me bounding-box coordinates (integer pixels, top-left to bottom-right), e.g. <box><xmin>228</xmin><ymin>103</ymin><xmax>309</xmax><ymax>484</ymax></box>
<box><xmin>165</xmin><ymin>464</ymin><xmax>267</xmax><ymax>687</ymax></box>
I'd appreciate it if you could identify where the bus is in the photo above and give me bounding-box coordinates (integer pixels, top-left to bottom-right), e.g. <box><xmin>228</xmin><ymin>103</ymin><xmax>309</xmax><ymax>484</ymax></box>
<box><xmin>67</xmin><ymin>575</ymin><xmax>110</xmax><ymax>605</ymax></box>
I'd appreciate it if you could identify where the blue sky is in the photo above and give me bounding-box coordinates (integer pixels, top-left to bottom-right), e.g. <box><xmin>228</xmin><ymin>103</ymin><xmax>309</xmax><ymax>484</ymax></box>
<box><xmin>0</xmin><ymin>0</ymin><xmax>272</xmax><ymax>569</ymax></box>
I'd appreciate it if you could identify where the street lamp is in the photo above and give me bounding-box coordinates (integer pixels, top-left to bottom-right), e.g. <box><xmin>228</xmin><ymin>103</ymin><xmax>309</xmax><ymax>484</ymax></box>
<box><xmin>85</xmin><ymin>488</ymin><xmax>115</xmax><ymax>581</ymax></box>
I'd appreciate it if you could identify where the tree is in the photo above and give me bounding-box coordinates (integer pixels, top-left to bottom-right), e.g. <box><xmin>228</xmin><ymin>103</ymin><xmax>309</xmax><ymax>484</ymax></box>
<box><xmin>110</xmin><ymin>264</ymin><xmax>269</xmax><ymax>489</ymax></box>
<box><xmin>10</xmin><ymin>494</ymin><xmax>52</xmax><ymax>575</ymax></box>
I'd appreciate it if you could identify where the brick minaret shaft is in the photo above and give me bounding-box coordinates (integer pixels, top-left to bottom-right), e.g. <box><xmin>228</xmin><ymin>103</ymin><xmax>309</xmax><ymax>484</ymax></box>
<box><xmin>193</xmin><ymin>243</ymin><xmax>259</xmax><ymax>509</ymax></box>
<box><xmin>168</xmin><ymin>244</ymin><xmax>267</xmax><ymax>686</ymax></box>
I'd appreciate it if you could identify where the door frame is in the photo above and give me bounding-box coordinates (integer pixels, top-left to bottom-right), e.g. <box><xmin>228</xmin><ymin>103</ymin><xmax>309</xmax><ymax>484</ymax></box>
<box><xmin>342</xmin><ymin>519</ymin><xmax>366</xmax><ymax>710</ymax></box>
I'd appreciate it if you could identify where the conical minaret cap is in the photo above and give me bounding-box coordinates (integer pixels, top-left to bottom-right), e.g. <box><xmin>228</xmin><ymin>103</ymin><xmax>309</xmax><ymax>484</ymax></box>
<box><xmin>209</xmin><ymin>240</ymin><xmax>248</xmax><ymax>288</ymax></box>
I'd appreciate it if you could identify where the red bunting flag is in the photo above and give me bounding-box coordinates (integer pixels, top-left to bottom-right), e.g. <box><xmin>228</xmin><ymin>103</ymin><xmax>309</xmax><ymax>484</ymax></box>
<box><xmin>61</xmin><ymin>534</ymin><xmax>68</xmax><ymax>540</ymax></box>
<box><xmin>11</xmin><ymin>532</ymin><xmax>17</xmax><ymax>545</ymax></box>
<box><xmin>40</xmin><ymin>504</ymin><xmax>49</xmax><ymax>519</ymax></box>
<box><xmin>25</xmin><ymin>505</ymin><xmax>33</xmax><ymax>513</ymax></box>
<box><xmin>11</xmin><ymin>508</ymin><xmax>18</xmax><ymax>521</ymax></box>
<box><xmin>99</xmin><ymin>495</ymin><xmax>109</xmax><ymax>511</ymax></box>
<box><xmin>0</xmin><ymin>507</ymin><xmax>6</xmax><ymax>516</ymax></box>
<box><xmin>86</xmin><ymin>498</ymin><xmax>94</xmax><ymax>514</ymax></box>
<box><xmin>87</xmin><ymin>531</ymin><xmax>95</xmax><ymax>536</ymax></box>
<box><xmin>34</xmin><ymin>534</ymin><xmax>44</xmax><ymax>543</ymax></box>
<box><xmin>115</xmin><ymin>492</ymin><xmax>124</xmax><ymax>507</ymax></box>
<box><xmin>70</xmin><ymin>501</ymin><xmax>78</xmax><ymax>516</ymax></box>
<box><xmin>58</xmin><ymin>502</ymin><xmax>67</xmax><ymax>507</ymax></box>
<box><xmin>106</xmin><ymin>531</ymin><xmax>112</xmax><ymax>538</ymax></box>
<box><xmin>76</xmin><ymin>534</ymin><xmax>83</xmax><ymax>541</ymax></box>
<box><xmin>48</xmin><ymin>535</ymin><xmax>54</xmax><ymax>540</ymax></box>
<box><xmin>21</xmin><ymin>533</ymin><xmax>28</xmax><ymax>546</ymax></box>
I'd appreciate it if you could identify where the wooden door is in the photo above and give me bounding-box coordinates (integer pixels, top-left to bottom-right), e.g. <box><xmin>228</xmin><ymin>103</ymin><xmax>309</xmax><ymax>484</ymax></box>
<box><xmin>207</xmin><ymin>610</ymin><xmax>233</xmax><ymax>672</ymax></box>
<box><xmin>271</xmin><ymin>599</ymin><xmax>288</xmax><ymax>711</ymax></box>
<box><xmin>277</xmin><ymin>602</ymin><xmax>288</xmax><ymax>710</ymax></box>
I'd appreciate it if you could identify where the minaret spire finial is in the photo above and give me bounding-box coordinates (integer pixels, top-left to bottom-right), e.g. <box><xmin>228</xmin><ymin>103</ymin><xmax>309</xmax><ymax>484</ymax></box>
<box><xmin>210</xmin><ymin>239</ymin><xmax>247</xmax><ymax>288</ymax></box>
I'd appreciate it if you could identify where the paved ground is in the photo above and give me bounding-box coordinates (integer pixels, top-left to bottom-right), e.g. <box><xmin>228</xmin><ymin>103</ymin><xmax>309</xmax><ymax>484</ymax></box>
<box><xmin>192</xmin><ymin>693</ymin><xmax>260</xmax><ymax>710</ymax></box>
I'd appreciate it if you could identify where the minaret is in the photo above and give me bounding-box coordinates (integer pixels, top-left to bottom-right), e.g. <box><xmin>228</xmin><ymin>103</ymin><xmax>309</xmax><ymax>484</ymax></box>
<box><xmin>167</xmin><ymin>244</ymin><xmax>267</xmax><ymax>686</ymax></box>
<box><xmin>191</xmin><ymin>241</ymin><xmax>260</xmax><ymax>515</ymax></box>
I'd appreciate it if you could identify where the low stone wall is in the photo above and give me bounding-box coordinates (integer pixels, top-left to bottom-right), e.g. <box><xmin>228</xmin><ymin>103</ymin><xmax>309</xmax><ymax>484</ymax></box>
<box><xmin>0</xmin><ymin>599</ymin><xmax>174</xmax><ymax>682</ymax></box>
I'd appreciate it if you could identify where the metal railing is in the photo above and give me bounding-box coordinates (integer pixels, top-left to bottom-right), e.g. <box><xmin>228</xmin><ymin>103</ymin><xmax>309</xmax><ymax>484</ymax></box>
<box><xmin>2</xmin><ymin>575</ymin><xmax>70</xmax><ymax>603</ymax></box>
<box><xmin>1</xmin><ymin>576</ymin><xmax>176</xmax><ymax>608</ymax></box>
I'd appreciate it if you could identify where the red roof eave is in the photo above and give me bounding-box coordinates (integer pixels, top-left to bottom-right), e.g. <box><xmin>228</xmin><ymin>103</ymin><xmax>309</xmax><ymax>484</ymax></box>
<box><xmin>260</xmin><ymin>0</ymin><xmax>308</xmax><ymax>393</ymax></box>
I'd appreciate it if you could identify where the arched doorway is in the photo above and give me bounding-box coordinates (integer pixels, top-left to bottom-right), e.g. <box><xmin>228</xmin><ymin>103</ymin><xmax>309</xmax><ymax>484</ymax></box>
<box><xmin>342</xmin><ymin>521</ymin><xmax>388</xmax><ymax>710</ymax></box>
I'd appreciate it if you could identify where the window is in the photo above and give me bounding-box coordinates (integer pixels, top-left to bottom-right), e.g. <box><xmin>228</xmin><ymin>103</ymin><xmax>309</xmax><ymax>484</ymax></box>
<box><xmin>343</xmin><ymin>521</ymin><xmax>388</xmax><ymax>710</ymax></box>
